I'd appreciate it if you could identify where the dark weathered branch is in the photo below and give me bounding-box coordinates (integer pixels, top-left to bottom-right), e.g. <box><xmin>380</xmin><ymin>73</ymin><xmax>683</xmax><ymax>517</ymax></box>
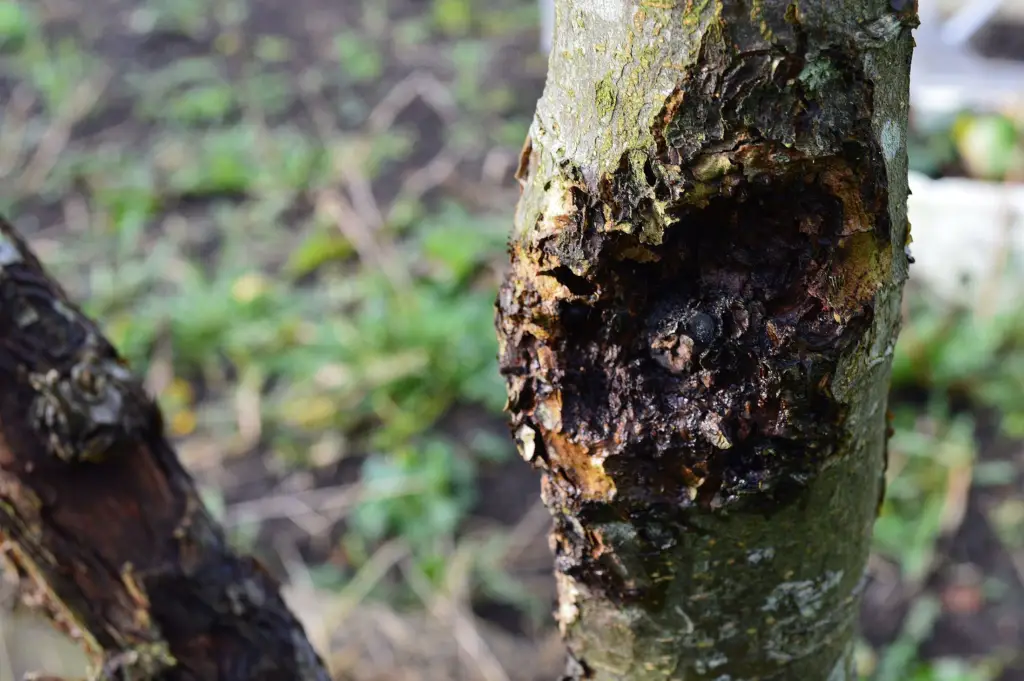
<box><xmin>0</xmin><ymin>217</ymin><xmax>330</xmax><ymax>680</ymax></box>
<box><xmin>497</xmin><ymin>1</ymin><xmax>917</xmax><ymax>679</ymax></box>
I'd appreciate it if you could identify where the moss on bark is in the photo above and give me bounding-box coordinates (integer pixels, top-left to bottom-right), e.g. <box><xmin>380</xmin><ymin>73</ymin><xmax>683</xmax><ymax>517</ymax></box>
<box><xmin>496</xmin><ymin>1</ymin><xmax>917</xmax><ymax>679</ymax></box>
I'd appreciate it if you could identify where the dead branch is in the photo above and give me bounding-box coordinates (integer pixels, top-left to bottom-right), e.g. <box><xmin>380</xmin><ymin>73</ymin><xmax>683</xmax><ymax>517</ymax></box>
<box><xmin>0</xmin><ymin>216</ymin><xmax>330</xmax><ymax>681</ymax></box>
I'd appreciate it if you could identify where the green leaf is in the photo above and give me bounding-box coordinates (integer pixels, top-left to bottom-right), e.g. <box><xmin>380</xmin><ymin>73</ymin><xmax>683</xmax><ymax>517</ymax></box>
<box><xmin>285</xmin><ymin>229</ymin><xmax>354</xmax><ymax>277</ymax></box>
<box><xmin>333</xmin><ymin>32</ymin><xmax>383</xmax><ymax>82</ymax></box>
<box><xmin>166</xmin><ymin>83</ymin><xmax>236</xmax><ymax>123</ymax></box>
<box><xmin>432</xmin><ymin>0</ymin><xmax>473</xmax><ymax>36</ymax></box>
<box><xmin>0</xmin><ymin>0</ymin><xmax>32</xmax><ymax>45</ymax></box>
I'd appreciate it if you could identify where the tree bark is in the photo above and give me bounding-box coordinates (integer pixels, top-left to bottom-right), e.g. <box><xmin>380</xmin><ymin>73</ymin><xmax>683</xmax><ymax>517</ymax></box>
<box><xmin>0</xmin><ymin>218</ymin><xmax>329</xmax><ymax>680</ymax></box>
<box><xmin>496</xmin><ymin>2</ymin><xmax>917</xmax><ymax>680</ymax></box>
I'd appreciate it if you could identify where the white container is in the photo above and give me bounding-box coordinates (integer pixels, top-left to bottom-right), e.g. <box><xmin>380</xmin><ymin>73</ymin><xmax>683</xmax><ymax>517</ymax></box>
<box><xmin>907</xmin><ymin>171</ymin><xmax>1024</xmax><ymax>307</ymax></box>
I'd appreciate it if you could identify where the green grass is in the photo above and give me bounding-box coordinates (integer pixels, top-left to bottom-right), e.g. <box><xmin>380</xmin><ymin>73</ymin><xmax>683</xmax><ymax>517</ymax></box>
<box><xmin>0</xmin><ymin>0</ymin><xmax>529</xmax><ymax>617</ymax></box>
<box><xmin>858</xmin><ymin>282</ymin><xmax>1024</xmax><ymax>680</ymax></box>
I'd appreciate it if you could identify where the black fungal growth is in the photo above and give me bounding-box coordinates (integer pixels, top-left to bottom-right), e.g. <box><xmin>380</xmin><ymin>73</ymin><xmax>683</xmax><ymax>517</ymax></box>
<box><xmin>687</xmin><ymin>312</ymin><xmax>717</xmax><ymax>347</ymax></box>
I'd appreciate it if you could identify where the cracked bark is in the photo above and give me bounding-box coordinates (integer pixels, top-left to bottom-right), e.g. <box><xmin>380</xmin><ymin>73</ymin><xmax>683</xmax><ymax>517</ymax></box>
<box><xmin>0</xmin><ymin>219</ymin><xmax>329</xmax><ymax>680</ymax></box>
<box><xmin>496</xmin><ymin>1</ymin><xmax>917</xmax><ymax>680</ymax></box>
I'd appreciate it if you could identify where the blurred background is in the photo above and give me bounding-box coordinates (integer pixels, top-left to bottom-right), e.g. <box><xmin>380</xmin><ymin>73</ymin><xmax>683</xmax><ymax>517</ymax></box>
<box><xmin>0</xmin><ymin>0</ymin><xmax>1023</xmax><ymax>680</ymax></box>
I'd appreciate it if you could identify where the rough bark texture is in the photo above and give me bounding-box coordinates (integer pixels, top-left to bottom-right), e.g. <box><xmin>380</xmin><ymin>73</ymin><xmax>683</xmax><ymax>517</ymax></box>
<box><xmin>496</xmin><ymin>1</ymin><xmax>917</xmax><ymax>680</ymax></box>
<box><xmin>0</xmin><ymin>218</ymin><xmax>329</xmax><ymax>680</ymax></box>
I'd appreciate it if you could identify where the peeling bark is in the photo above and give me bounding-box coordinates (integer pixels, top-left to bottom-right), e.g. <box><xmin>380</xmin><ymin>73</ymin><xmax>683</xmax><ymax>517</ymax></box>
<box><xmin>0</xmin><ymin>218</ymin><xmax>329</xmax><ymax>680</ymax></box>
<box><xmin>496</xmin><ymin>2</ymin><xmax>917</xmax><ymax>680</ymax></box>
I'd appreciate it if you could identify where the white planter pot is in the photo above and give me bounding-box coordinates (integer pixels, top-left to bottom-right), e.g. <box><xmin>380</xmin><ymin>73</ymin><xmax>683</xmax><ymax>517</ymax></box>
<box><xmin>907</xmin><ymin>171</ymin><xmax>1024</xmax><ymax>307</ymax></box>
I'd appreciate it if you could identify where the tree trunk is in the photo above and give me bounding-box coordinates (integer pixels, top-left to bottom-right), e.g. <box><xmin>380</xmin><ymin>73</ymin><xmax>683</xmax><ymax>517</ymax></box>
<box><xmin>496</xmin><ymin>2</ymin><xmax>917</xmax><ymax>680</ymax></box>
<box><xmin>0</xmin><ymin>219</ymin><xmax>329</xmax><ymax>680</ymax></box>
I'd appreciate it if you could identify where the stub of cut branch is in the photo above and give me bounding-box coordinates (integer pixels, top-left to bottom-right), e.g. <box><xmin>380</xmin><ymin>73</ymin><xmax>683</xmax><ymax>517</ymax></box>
<box><xmin>0</xmin><ymin>217</ymin><xmax>330</xmax><ymax>681</ymax></box>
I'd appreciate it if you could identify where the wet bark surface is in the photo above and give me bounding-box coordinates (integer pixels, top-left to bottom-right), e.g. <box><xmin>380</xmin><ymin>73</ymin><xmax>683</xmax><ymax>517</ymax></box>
<box><xmin>496</xmin><ymin>1</ymin><xmax>917</xmax><ymax>679</ymax></box>
<box><xmin>0</xmin><ymin>218</ymin><xmax>328</xmax><ymax>680</ymax></box>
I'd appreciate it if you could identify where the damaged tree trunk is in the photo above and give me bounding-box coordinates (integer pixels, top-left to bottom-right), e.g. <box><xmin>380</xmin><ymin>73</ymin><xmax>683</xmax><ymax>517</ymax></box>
<box><xmin>497</xmin><ymin>2</ymin><xmax>916</xmax><ymax>680</ymax></box>
<box><xmin>0</xmin><ymin>219</ymin><xmax>329</xmax><ymax>680</ymax></box>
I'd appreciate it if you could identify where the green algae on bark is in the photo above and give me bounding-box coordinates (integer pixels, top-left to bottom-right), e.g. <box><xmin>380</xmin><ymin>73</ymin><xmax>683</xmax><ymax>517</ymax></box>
<box><xmin>496</xmin><ymin>1</ymin><xmax>917</xmax><ymax>679</ymax></box>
